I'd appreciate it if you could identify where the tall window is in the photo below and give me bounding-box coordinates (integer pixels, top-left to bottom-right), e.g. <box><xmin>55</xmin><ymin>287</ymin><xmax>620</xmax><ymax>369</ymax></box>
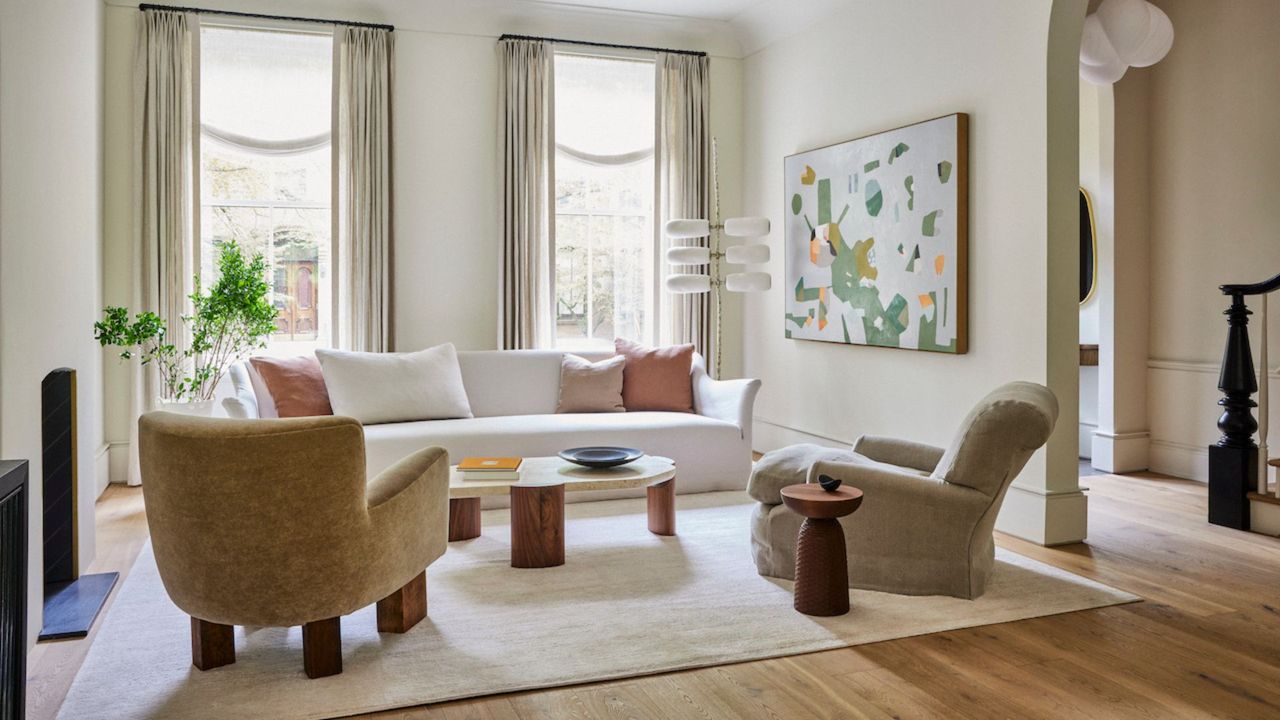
<box><xmin>553</xmin><ymin>54</ymin><xmax>656</xmax><ymax>350</ymax></box>
<box><xmin>200</xmin><ymin>26</ymin><xmax>333</xmax><ymax>354</ymax></box>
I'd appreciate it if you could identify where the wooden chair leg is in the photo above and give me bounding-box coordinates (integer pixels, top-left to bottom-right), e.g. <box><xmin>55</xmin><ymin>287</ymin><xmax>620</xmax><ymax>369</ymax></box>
<box><xmin>377</xmin><ymin>570</ymin><xmax>427</xmax><ymax>633</ymax></box>
<box><xmin>302</xmin><ymin>617</ymin><xmax>342</xmax><ymax>678</ymax></box>
<box><xmin>190</xmin><ymin>617</ymin><xmax>235</xmax><ymax>671</ymax></box>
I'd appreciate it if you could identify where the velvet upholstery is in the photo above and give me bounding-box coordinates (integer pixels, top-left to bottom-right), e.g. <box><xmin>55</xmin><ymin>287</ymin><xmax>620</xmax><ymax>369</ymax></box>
<box><xmin>749</xmin><ymin>382</ymin><xmax>1058</xmax><ymax>599</ymax></box>
<box><xmin>138</xmin><ymin>412</ymin><xmax>449</xmax><ymax>627</ymax></box>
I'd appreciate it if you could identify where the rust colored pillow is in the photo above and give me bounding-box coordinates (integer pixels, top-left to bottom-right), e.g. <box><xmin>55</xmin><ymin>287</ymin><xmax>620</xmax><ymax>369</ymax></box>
<box><xmin>248</xmin><ymin>356</ymin><xmax>333</xmax><ymax>418</ymax></box>
<box><xmin>614</xmin><ymin>338</ymin><xmax>695</xmax><ymax>413</ymax></box>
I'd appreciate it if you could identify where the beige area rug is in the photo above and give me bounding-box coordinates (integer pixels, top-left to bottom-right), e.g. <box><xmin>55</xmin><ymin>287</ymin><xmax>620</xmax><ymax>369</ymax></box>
<box><xmin>59</xmin><ymin>492</ymin><xmax>1137</xmax><ymax>719</ymax></box>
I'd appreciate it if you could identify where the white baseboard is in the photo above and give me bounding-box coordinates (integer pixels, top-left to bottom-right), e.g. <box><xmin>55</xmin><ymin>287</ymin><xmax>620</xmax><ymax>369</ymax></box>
<box><xmin>1149</xmin><ymin>439</ymin><xmax>1208</xmax><ymax>483</ymax></box>
<box><xmin>107</xmin><ymin>441</ymin><xmax>132</xmax><ymax>485</ymax></box>
<box><xmin>752</xmin><ymin>416</ymin><xmax>851</xmax><ymax>454</ymax></box>
<box><xmin>94</xmin><ymin>444</ymin><xmax>111</xmax><ymax>498</ymax></box>
<box><xmin>1091</xmin><ymin>430</ymin><xmax>1149</xmax><ymax>473</ymax></box>
<box><xmin>998</xmin><ymin>484</ymin><xmax>1089</xmax><ymax>545</ymax></box>
<box><xmin>1078</xmin><ymin>422</ymin><xmax>1097</xmax><ymax>461</ymax></box>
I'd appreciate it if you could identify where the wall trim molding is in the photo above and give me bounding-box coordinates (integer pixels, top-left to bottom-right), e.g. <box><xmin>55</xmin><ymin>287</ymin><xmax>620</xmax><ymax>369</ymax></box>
<box><xmin>1149</xmin><ymin>357</ymin><xmax>1280</xmax><ymax>379</ymax></box>
<box><xmin>999</xmin><ymin>485</ymin><xmax>1088</xmax><ymax>546</ymax></box>
<box><xmin>1149</xmin><ymin>438</ymin><xmax>1208</xmax><ymax>483</ymax></box>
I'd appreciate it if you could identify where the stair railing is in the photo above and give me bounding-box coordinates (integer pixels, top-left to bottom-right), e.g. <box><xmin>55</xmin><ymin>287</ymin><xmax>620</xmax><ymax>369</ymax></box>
<box><xmin>1210</xmin><ymin>273</ymin><xmax>1280</xmax><ymax>529</ymax></box>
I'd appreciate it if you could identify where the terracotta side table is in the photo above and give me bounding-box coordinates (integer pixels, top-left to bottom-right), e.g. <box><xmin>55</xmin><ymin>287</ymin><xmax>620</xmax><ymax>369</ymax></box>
<box><xmin>780</xmin><ymin>483</ymin><xmax>864</xmax><ymax>616</ymax></box>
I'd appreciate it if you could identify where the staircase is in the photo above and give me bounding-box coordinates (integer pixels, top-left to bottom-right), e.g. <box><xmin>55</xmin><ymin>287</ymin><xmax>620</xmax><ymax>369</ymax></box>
<box><xmin>1209</xmin><ymin>272</ymin><xmax>1280</xmax><ymax>534</ymax></box>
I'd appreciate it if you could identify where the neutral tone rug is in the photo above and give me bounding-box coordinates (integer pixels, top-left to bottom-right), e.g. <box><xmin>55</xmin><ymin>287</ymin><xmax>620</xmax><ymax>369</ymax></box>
<box><xmin>59</xmin><ymin>492</ymin><xmax>1137</xmax><ymax>719</ymax></box>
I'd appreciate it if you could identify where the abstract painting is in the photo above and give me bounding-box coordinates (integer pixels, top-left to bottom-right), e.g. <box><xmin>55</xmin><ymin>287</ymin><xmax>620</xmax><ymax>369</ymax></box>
<box><xmin>784</xmin><ymin>114</ymin><xmax>968</xmax><ymax>353</ymax></box>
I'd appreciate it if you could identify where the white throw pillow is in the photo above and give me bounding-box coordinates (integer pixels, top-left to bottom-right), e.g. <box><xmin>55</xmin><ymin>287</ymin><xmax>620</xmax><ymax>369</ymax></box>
<box><xmin>315</xmin><ymin>344</ymin><xmax>473</xmax><ymax>425</ymax></box>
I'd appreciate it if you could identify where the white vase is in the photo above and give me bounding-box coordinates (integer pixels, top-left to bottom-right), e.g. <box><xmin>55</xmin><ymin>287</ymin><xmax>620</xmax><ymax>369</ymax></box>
<box><xmin>156</xmin><ymin>398</ymin><xmax>216</xmax><ymax>417</ymax></box>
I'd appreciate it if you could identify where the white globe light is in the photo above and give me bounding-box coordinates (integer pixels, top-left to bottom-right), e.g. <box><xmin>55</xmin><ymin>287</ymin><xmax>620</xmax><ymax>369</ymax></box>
<box><xmin>1098</xmin><ymin>0</ymin><xmax>1153</xmax><ymax>66</ymax></box>
<box><xmin>1079</xmin><ymin>14</ymin><xmax>1119</xmax><ymax>68</ymax></box>
<box><xmin>725</xmin><ymin>244</ymin><xmax>771</xmax><ymax>265</ymax></box>
<box><xmin>664</xmin><ymin>219</ymin><xmax>710</xmax><ymax>239</ymax></box>
<box><xmin>665</xmin><ymin>274</ymin><xmax>711</xmax><ymax>294</ymax></box>
<box><xmin>1128</xmin><ymin>3</ymin><xmax>1173</xmax><ymax>67</ymax></box>
<box><xmin>666</xmin><ymin>246</ymin><xmax>711</xmax><ymax>265</ymax></box>
<box><xmin>1080</xmin><ymin>56</ymin><xmax>1127</xmax><ymax>86</ymax></box>
<box><xmin>725</xmin><ymin>272</ymin><xmax>771</xmax><ymax>293</ymax></box>
<box><xmin>723</xmin><ymin>217</ymin><xmax>771</xmax><ymax>237</ymax></box>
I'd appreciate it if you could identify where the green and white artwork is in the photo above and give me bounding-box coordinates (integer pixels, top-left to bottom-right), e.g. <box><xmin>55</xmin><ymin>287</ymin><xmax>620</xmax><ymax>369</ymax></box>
<box><xmin>784</xmin><ymin>114</ymin><xmax>968</xmax><ymax>353</ymax></box>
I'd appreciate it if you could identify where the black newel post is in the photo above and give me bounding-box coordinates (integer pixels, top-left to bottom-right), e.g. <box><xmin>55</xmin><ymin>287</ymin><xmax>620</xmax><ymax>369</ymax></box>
<box><xmin>1208</xmin><ymin>293</ymin><xmax>1258</xmax><ymax>529</ymax></box>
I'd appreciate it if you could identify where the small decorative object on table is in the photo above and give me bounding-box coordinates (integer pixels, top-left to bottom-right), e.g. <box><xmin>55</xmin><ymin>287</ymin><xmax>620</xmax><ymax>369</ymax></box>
<box><xmin>558</xmin><ymin>446</ymin><xmax>643</xmax><ymax>469</ymax></box>
<box><xmin>817</xmin><ymin>473</ymin><xmax>842</xmax><ymax>492</ymax></box>
<box><xmin>781</xmin><ymin>483</ymin><xmax>864</xmax><ymax>616</ymax></box>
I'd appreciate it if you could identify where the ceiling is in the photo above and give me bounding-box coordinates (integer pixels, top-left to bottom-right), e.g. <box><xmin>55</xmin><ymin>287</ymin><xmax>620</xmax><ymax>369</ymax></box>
<box><xmin>510</xmin><ymin>0</ymin><xmax>763</xmax><ymax>22</ymax></box>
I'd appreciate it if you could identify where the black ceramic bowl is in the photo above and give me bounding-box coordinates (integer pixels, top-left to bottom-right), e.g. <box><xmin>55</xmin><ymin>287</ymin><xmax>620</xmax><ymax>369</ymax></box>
<box><xmin>558</xmin><ymin>446</ymin><xmax>644</xmax><ymax>469</ymax></box>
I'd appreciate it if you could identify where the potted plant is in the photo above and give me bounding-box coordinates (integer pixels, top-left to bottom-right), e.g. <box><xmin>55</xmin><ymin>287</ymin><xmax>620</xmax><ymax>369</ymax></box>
<box><xmin>96</xmin><ymin>241</ymin><xmax>278</xmax><ymax>415</ymax></box>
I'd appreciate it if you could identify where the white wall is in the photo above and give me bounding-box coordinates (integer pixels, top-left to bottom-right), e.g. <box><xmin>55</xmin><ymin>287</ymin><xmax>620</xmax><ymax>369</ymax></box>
<box><xmin>0</xmin><ymin>0</ymin><xmax>105</xmax><ymax>649</ymax></box>
<box><xmin>1124</xmin><ymin>0</ymin><xmax>1280</xmax><ymax>481</ymax></box>
<box><xmin>741</xmin><ymin>0</ymin><xmax>1087</xmax><ymax>544</ymax></box>
<box><xmin>101</xmin><ymin>0</ymin><xmax>745</xmax><ymax>470</ymax></box>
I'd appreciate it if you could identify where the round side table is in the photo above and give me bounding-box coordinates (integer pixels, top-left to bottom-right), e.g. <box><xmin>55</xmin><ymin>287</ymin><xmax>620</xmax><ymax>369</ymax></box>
<box><xmin>780</xmin><ymin>483</ymin><xmax>864</xmax><ymax>616</ymax></box>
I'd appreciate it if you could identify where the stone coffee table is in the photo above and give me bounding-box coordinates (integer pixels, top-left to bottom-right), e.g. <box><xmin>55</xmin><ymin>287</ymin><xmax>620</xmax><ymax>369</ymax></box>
<box><xmin>448</xmin><ymin>455</ymin><xmax>676</xmax><ymax>568</ymax></box>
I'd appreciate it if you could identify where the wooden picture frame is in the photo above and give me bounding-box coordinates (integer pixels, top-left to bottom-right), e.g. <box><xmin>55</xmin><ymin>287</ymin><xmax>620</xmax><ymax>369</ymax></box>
<box><xmin>783</xmin><ymin>113</ymin><xmax>968</xmax><ymax>353</ymax></box>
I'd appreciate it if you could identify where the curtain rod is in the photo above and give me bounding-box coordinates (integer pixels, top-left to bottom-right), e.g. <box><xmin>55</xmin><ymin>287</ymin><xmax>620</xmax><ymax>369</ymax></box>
<box><xmin>137</xmin><ymin>4</ymin><xmax>394</xmax><ymax>32</ymax></box>
<box><xmin>498</xmin><ymin>33</ymin><xmax>705</xmax><ymax>57</ymax></box>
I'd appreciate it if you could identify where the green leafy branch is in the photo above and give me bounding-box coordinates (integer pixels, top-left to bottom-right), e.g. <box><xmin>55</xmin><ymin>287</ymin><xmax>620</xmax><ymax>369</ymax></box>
<box><xmin>95</xmin><ymin>241</ymin><xmax>279</xmax><ymax>403</ymax></box>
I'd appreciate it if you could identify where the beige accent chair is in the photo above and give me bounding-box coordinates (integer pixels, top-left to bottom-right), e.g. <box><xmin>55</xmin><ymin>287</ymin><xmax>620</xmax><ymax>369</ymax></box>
<box><xmin>749</xmin><ymin>382</ymin><xmax>1059</xmax><ymax>599</ymax></box>
<box><xmin>139</xmin><ymin>412</ymin><xmax>450</xmax><ymax>678</ymax></box>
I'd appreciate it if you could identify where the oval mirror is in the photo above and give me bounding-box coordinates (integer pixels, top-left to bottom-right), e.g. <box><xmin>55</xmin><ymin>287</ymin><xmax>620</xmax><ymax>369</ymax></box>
<box><xmin>1080</xmin><ymin>187</ymin><xmax>1097</xmax><ymax>304</ymax></box>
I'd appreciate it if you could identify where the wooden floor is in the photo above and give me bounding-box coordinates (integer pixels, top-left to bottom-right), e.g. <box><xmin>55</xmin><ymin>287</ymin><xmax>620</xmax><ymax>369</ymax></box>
<box><xmin>27</xmin><ymin>473</ymin><xmax>1280</xmax><ymax>720</ymax></box>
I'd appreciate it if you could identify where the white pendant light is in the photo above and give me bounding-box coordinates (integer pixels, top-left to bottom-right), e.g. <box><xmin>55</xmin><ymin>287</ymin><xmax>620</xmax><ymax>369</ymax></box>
<box><xmin>725</xmin><ymin>244</ymin><xmax>771</xmax><ymax>265</ymax></box>
<box><xmin>725</xmin><ymin>272</ymin><xmax>771</xmax><ymax>293</ymax></box>
<box><xmin>723</xmin><ymin>217</ymin><xmax>771</xmax><ymax>237</ymax></box>
<box><xmin>664</xmin><ymin>219</ymin><xmax>710</xmax><ymax>239</ymax></box>
<box><xmin>665</xmin><ymin>274</ymin><xmax>711</xmax><ymax>294</ymax></box>
<box><xmin>1079</xmin><ymin>14</ymin><xmax>1119</xmax><ymax>68</ymax></box>
<box><xmin>1079</xmin><ymin>0</ymin><xmax>1173</xmax><ymax>85</ymax></box>
<box><xmin>1080</xmin><ymin>57</ymin><xmax>1128</xmax><ymax>85</ymax></box>
<box><xmin>1097</xmin><ymin>0</ymin><xmax>1151</xmax><ymax>64</ymax></box>
<box><xmin>1128</xmin><ymin>3</ymin><xmax>1173</xmax><ymax>67</ymax></box>
<box><xmin>666</xmin><ymin>246</ymin><xmax>711</xmax><ymax>265</ymax></box>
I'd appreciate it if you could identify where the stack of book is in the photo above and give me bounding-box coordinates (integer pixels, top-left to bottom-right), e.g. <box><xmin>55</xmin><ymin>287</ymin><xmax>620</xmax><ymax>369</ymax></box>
<box><xmin>457</xmin><ymin>457</ymin><xmax>522</xmax><ymax>481</ymax></box>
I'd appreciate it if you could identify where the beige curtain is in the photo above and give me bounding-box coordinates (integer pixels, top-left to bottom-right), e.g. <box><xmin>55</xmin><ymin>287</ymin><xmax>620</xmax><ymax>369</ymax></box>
<box><xmin>657</xmin><ymin>53</ymin><xmax>712</xmax><ymax>363</ymax></box>
<box><xmin>337</xmin><ymin>26</ymin><xmax>394</xmax><ymax>352</ymax></box>
<box><xmin>132</xmin><ymin>8</ymin><xmax>194</xmax><ymax>484</ymax></box>
<box><xmin>498</xmin><ymin>38</ymin><xmax>554</xmax><ymax>350</ymax></box>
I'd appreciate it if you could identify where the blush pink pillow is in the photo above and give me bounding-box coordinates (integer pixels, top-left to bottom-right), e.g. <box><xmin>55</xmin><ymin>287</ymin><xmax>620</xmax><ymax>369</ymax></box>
<box><xmin>249</xmin><ymin>356</ymin><xmax>333</xmax><ymax>418</ymax></box>
<box><xmin>614</xmin><ymin>338</ymin><xmax>695</xmax><ymax>413</ymax></box>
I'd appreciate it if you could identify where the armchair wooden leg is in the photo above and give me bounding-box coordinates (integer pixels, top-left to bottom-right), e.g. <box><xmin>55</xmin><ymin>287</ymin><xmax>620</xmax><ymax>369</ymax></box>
<box><xmin>302</xmin><ymin>617</ymin><xmax>342</xmax><ymax>678</ymax></box>
<box><xmin>190</xmin><ymin>617</ymin><xmax>235</xmax><ymax>671</ymax></box>
<box><xmin>377</xmin><ymin>570</ymin><xmax>427</xmax><ymax>633</ymax></box>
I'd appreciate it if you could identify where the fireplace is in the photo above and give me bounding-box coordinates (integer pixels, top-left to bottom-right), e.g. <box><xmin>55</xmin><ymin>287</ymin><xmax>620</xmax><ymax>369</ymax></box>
<box><xmin>38</xmin><ymin>369</ymin><xmax>116</xmax><ymax>641</ymax></box>
<box><xmin>0</xmin><ymin>460</ymin><xmax>28</xmax><ymax>720</ymax></box>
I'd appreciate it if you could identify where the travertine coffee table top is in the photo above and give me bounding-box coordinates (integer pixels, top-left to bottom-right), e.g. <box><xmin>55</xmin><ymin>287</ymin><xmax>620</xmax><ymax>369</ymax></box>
<box><xmin>449</xmin><ymin>455</ymin><xmax>675</xmax><ymax>498</ymax></box>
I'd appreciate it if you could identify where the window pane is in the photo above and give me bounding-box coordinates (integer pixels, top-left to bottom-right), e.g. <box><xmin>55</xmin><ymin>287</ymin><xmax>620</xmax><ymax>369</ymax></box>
<box><xmin>555</xmin><ymin>215</ymin><xmax>589</xmax><ymax>343</ymax></box>
<box><xmin>553</xmin><ymin>54</ymin><xmax>655</xmax><ymax>349</ymax></box>
<box><xmin>199</xmin><ymin>26</ymin><xmax>333</xmax><ymax>353</ymax></box>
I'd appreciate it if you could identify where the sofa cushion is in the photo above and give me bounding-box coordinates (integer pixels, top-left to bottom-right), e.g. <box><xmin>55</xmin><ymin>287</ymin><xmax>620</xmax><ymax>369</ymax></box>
<box><xmin>361</xmin><ymin>411</ymin><xmax>751</xmax><ymax>497</ymax></box>
<box><xmin>615</xmin><ymin>338</ymin><xmax>694</xmax><ymax>412</ymax></box>
<box><xmin>316</xmin><ymin>344</ymin><xmax>473</xmax><ymax>424</ymax></box>
<box><xmin>556</xmin><ymin>354</ymin><xmax>625</xmax><ymax>413</ymax></box>
<box><xmin>249</xmin><ymin>356</ymin><xmax>332</xmax><ymax>418</ymax></box>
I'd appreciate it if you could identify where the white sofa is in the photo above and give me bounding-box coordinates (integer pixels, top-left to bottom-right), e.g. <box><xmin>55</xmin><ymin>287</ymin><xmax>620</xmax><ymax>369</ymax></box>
<box><xmin>225</xmin><ymin>349</ymin><xmax>761</xmax><ymax>504</ymax></box>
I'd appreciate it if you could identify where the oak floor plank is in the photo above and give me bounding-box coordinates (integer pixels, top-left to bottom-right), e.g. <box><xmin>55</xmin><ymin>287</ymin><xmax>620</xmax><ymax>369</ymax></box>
<box><xmin>28</xmin><ymin>472</ymin><xmax>1280</xmax><ymax>720</ymax></box>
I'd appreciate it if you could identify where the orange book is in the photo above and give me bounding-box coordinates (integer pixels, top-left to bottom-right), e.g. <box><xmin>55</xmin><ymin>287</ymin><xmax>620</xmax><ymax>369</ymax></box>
<box><xmin>458</xmin><ymin>457</ymin><xmax>523</xmax><ymax>472</ymax></box>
